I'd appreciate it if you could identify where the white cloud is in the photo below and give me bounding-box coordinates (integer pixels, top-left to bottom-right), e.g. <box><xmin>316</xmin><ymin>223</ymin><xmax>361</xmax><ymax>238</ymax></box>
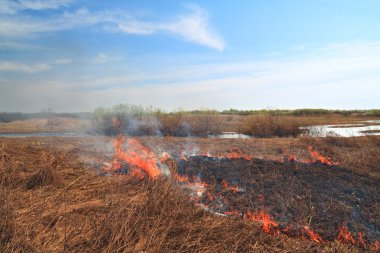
<box><xmin>91</xmin><ymin>53</ymin><xmax>123</xmax><ymax>64</ymax></box>
<box><xmin>0</xmin><ymin>4</ymin><xmax>225</xmax><ymax>51</ymax></box>
<box><xmin>0</xmin><ymin>61</ymin><xmax>50</xmax><ymax>73</ymax></box>
<box><xmin>0</xmin><ymin>0</ymin><xmax>72</xmax><ymax>14</ymax></box>
<box><xmin>161</xmin><ymin>4</ymin><xmax>224</xmax><ymax>51</ymax></box>
<box><xmin>117</xmin><ymin>5</ymin><xmax>225</xmax><ymax>51</ymax></box>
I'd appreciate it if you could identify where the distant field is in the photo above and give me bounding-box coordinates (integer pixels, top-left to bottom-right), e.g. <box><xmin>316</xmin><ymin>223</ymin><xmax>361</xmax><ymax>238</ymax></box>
<box><xmin>0</xmin><ymin>113</ymin><xmax>378</xmax><ymax>137</ymax></box>
<box><xmin>0</xmin><ymin>118</ymin><xmax>91</xmax><ymax>133</ymax></box>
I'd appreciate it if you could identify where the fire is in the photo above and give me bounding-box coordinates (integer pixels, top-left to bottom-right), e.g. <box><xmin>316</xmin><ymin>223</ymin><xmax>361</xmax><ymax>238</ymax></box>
<box><xmin>113</xmin><ymin>135</ymin><xmax>162</xmax><ymax>180</ymax></box>
<box><xmin>244</xmin><ymin>209</ymin><xmax>279</xmax><ymax>234</ymax></box>
<box><xmin>104</xmin><ymin>136</ymin><xmax>379</xmax><ymax>250</ymax></box>
<box><xmin>307</xmin><ymin>146</ymin><xmax>338</xmax><ymax>166</ymax></box>
<box><xmin>336</xmin><ymin>225</ymin><xmax>380</xmax><ymax>250</ymax></box>
<box><xmin>221</xmin><ymin>179</ymin><xmax>240</xmax><ymax>193</ymax></box>
<box><xmin>303</xmin><ymin>226</ymin><xmax>324</xmax><ymax>243</ymax></box>
<box><xmin>225</xmin><ymin>148</ymin><xmax>253</xmax><ymax>160</ymax></box>
<box><xmin>337</xmin><ymin>225</ymin><xmax>356</xmax><ymax>244</ymax></box>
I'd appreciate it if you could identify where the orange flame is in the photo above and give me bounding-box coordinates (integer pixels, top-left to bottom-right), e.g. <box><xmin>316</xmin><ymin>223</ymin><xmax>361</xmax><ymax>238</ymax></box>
<box><xmin>307</xmin><ymin>146</ymin><xmax>338</xmax><ymax>166</ymax></box>
<box><xmin>337</xmin><ymin>225</ymin><xmax>356</xmax><ymax>244</ymax></box>
<box><xmin>113</xmin><ymin>135</ymin><xmax>161</xmax><ymax>180</ymax></box>
<box><xmin>222</xmin><ymin>179</ymin><xmax>240</xmax><ymax>193</ymax></box>
<box><xmin>303</xmin><ymin>226</ymin><xmax>324</xmax><ymax>243</ymax></box>
<box><xmin>244</xmin><ymin>209</ymin><xmax>279</xmax><ymax>234</ymax></box>
<box><xmin>370</xmin><ymin>240</ymin><xmax>380</xmax><ymax>251</ymax></box>
<box><xmin>288</xmin><ymin>155</ymin><xmax>297</xmax><ymax>162</ymax></box>
<box><xmin>225</xmin><ymin>148</ymin><xmax>253</xmax><ymax>160</ymax></box>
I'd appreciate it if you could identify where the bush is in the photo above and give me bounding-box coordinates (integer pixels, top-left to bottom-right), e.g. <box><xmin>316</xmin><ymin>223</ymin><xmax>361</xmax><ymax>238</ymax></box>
<box><xmin>92</xmin><ymin>104</ymin><xmax>223</xmax><ymax>137</ymax></box>
<box><xmin>238</xmin><ymin>115</ymin><xmax>303</xmax><ymax>137</ymax></box>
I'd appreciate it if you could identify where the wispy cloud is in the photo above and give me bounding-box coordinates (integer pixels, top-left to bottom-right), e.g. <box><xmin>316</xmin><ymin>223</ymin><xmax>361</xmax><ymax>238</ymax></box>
<box><xmin>0</xmin><ymin>4</ymin><xmax>224</xmax><ymax>51</ymax></box>
<box><xmin>53</xmin><ymin>58</ymin><xmax>72</xmax><ymax>64</ymax></box>
<box><xmin>0</xmin><ymin>41</ymin><xmax>41</xmax><ymax>50</ymax></box>
<box><xmin>117</xmin><ymin>4</ymin><xmax>225</xmax><ymax>51</ymax></box>
<box><xmin>91</xmin><ymin>53</ymin><xmax>123</xmax><ymax>64</ymax></box>
<box><xmin>65</xmin><ymin>5</ymin><xmax>225</xmax><ymax>51</ymax></box>
<box><xmin>0</xmin><ymin>61</ymin><xmax>50</xmax><ymax>73</ymax></box>
<box><xmin>2</xmin><ymin>40</ymin><xmax>374</xmax><ymax>111</ymax></box>
<box><xmin>0</xmin><ymin>0</ymin><xmax>72</xmax><ymax>14</ymax></box>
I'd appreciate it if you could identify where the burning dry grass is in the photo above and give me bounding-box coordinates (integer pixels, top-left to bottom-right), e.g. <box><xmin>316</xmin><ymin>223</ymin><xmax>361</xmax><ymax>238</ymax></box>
<box><xmin>301</xmin><ymin>135</ymin><xmax>380</xmax><ymax>180</ymax></box>
<box><xmin>0</xmin><ymin>137</ymin><xmax>378</xmax><ymax>252</ymax></box>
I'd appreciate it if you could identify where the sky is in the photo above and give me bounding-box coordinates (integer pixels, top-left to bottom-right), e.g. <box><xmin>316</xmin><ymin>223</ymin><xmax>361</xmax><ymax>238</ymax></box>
<box><xmin>1</xmin><ymin>0</ymin><xmax>380</xmax><ymax>112</ymax></box>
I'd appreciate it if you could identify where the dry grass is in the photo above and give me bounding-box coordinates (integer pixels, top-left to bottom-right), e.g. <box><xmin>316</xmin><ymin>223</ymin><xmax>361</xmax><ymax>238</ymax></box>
<box><xmin>155</xmin><ymin>114</ymin><xmax>223</xmax><ymax>137</ymax></box>
<box><xmin>238</xmin><ymin>115</ymin><xmax>304</xmax><ymax>137</ymax></box>
<box><xmin>0</xmin><ymin>118</ymin><xmax>90</xmax><ymax>134</ymax></box>
<box><xmin>301</xmin><ymin>135</ymin><xmax>380</xmax><ymax>180</ymax></box>
<box><xmin>24</xmin><ymin>153</ymin><xmax>63</xmax><ymax>189</ymax></box>
<box><xmin>0</xmin><ymin>191</ymin><xmax>14</xmax><ymax>249</ymax></box>
<box><xmin>1</xmin><ymin>137</ymin><xmax>371</xmax><ymax>252</ymax></box>
<box><xmin>236</xmin><ymin>114</ymin><xmax>380</xmax><ymax>137</ymax></box>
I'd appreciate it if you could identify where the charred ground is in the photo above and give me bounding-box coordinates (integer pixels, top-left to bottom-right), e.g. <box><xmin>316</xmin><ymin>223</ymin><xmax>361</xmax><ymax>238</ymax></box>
<box><xmin>165</xmin><ymin>155</ymin><xmax>380</xmax><ymax>242</ymax></box>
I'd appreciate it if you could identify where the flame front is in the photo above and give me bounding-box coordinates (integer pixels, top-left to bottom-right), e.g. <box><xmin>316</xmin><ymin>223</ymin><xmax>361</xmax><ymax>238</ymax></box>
<box><xmin>244</xmin><ymin>209</ymin><xmax>279</xmax><ymax>234</ymax></box>
<box><xmin>338</xmin><ymin>225</ymin><xmax>356</xmax><ymax>244</ymax></box>
<box><xmin>307</xmin><ymin>146</ymin><xmax>338</xmax><ymax>166</ymax></box>
<box><xmin>113</xmin><ymin>135</ymin><xmax>162</xmax><ymax>179</ymax></box>
<box><xmin>222</xmin><ymin>179</ymin><xmax>240</xmax><ymax>193</ymax></box>
<box><xmin>303</xmin><ymin>226</ymin><xmax>324</xmax><ymax>243</ymax></box>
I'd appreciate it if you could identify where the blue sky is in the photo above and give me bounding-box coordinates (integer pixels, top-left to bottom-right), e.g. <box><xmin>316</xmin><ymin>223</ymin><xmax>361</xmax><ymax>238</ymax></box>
<box><xmin>1</xmin><ymin>0</ymin><xmax>380</xmax><ymax>112</ymax></box>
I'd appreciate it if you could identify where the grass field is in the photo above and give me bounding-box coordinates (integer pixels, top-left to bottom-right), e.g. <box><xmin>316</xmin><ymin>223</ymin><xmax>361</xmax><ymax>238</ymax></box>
<box><xmin>1</xmin><ymin>112</ymin><xmax>377</xmax><ymax>136</ymax></box>
<box><xmin>0</xmin><ymin>114</ymin><xmax>379</xmax><ymax>252</ymax></box>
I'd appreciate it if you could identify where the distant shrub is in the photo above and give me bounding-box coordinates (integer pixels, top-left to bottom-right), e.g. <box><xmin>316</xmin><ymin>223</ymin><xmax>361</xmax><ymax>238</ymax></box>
<box><xmin>292</xmin><ymin>109</ymin><xmax>330</xmax><ymax>116</ymax></box>
<box><xmin>367</xmin><ymin>109</ymin><xmax>380</xmax><ymax>117</ymax></box>
<box><xmin>0</xmin><ymin>112</ymin><xmax>92</xmax><ymax>123</ymax></box>
<box><xmin>0</xmin><ymin>112</ymin><xmax>26</xmax><ymax>123</ymax></box>
<box><xmin>91</xmin><ymin>104</ymin><xmax>223</xmax><ymax>137</ymax></box>
<box><xmin>238</xmin><ymin>115</ymin><xmax>303</xmax><ymax>138</ymax></box>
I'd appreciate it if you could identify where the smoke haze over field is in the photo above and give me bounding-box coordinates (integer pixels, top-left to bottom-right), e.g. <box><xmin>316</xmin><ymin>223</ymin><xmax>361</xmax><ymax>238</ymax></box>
<box><xmin>1</xmin><ymin>1</ymin><xmax>380</xmax><ymax>112</ymax></box>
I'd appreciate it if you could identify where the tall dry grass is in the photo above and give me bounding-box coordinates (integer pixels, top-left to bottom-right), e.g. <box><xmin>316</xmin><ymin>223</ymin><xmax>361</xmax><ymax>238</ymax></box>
<box><xmin>93</xmin><ymin>113</ymin><xmax>223</xmax><ymax>137</ymax></box>
<box><xmin>159</xmin><ymin>114</ymin><xmax>223</xmax><ymax>137</ymax></box>
<box><xmin>0</xmin><ymin>138</ymin><xmax>369</xmax><ymax>252</ymax></box>
<box><xmin>238</xmin><ymin>115</ymin><xmax>304</xmax><ymax>137</ymax></box>
<box><xmin>301</xmin><ymin>135</ymin><xmax>380</xmax><ymax>179</ymax></box>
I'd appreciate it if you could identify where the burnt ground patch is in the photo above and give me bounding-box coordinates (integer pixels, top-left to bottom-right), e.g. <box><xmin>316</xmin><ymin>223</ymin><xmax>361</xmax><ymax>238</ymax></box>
<box><xmin>165</xmin><ymin>156</ymin><xmax>380</xmax><ymax>243</ymax></box>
